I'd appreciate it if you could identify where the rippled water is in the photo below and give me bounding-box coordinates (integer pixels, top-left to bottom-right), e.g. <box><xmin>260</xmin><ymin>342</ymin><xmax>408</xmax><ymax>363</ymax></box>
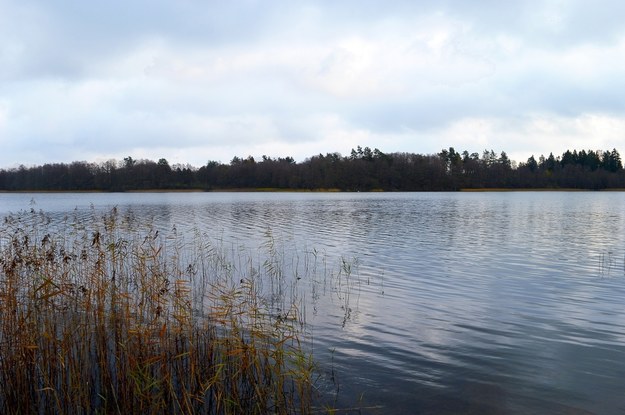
<box><xmin>2</xmin><ymin>191</ymin><xmax>625</xmax><ymax>414</ymax></box>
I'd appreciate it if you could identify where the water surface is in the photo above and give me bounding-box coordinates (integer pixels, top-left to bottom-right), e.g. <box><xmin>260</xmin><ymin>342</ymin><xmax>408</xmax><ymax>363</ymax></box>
<box><xmin>2</xmin><ymin>191</ymin><xmax>625</xmax><ymax>414</ymax></box>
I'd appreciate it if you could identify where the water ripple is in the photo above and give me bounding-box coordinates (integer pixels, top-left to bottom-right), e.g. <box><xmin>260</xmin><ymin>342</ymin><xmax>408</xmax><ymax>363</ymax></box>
<box><xmin>4</xmin><ymin>191</ymin><xmax>625</xmax><ymax>413</ymax></box>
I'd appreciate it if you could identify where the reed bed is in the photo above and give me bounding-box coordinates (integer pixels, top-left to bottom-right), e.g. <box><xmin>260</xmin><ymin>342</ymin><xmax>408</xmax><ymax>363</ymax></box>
<box><xmin>0</xmin><ymin>208</ymin><xmax>316</xmax><ymax>414</ymax></box>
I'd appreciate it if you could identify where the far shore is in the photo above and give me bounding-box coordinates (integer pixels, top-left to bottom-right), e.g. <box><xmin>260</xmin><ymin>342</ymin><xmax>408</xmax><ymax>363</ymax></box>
<box><xmin>0</xmin><ymin>187</ymin><xmax>343</xmax><ymax>193</ymax></box>
<box><xmin>460</xmin><ymin>188</ymin><xmax>625</xmax><ymax>192</ymax></box>
<box><xmin>2</xmin><ymin>187</ymin><xmax>625</xmax><ymax>194</ymax></box>
<box><xmin>460</xmin><ymin>188</ymin><xmax>587</xmax><ymax>192</ymax></box>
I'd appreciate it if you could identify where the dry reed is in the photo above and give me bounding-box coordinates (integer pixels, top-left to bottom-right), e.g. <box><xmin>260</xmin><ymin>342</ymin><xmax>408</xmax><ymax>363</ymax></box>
<box><xmin>0</xmin><ymin>208</ymin><xmax>316</xmax><ymax>414</ymax></box>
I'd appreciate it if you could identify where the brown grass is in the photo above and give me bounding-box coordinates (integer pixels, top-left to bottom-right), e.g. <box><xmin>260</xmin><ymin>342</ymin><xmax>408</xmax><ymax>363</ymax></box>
<box><xmin>0</xmin><ymin>208</ymin><xmax>317</xmax><ymax>414</ymax></box>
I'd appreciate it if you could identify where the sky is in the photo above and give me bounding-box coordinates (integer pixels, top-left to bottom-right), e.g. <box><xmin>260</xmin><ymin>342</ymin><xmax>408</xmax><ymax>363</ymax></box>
<box><xmin>1</xmin><ymin>0</ymin><xmax>625</xmax><ymax>168</ymax></box>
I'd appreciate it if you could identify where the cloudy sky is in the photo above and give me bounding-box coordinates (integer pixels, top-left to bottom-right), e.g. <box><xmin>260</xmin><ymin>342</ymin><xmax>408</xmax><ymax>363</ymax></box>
<box><xmin>1</xmin><ymin>1</ymin><xmax>624</xmax><ymax>168</ymax></box>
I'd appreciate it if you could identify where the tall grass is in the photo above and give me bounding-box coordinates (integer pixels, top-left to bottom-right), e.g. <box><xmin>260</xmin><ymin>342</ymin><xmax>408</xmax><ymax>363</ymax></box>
<box><xmin>0</xmin><ymin>208</ymin><xmax>316</xmax><ymax>414</ymax></box>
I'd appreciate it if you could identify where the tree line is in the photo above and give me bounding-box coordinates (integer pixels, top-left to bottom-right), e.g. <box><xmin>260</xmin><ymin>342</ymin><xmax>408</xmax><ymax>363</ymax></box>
<box><xmin>1</xmin><ymin>146</ymin><xmax>624</xmax><ymax>191</ymax></box>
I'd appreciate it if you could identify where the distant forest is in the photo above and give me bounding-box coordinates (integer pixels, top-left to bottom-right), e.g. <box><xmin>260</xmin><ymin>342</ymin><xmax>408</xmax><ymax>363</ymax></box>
<box><xmin>1</xmin><ymin>146</ymin><xmax>624</xmax><ymax>191</ymax></box>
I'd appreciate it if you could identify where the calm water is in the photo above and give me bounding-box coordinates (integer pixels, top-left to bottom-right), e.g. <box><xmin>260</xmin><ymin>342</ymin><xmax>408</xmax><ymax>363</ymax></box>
<box><xmin>2</xmin><ymin>191</ymin><xmax>625</xmax><ymax>414</ymax></box>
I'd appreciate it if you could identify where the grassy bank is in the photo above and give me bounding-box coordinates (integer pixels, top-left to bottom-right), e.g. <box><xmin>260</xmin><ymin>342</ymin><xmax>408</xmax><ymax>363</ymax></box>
<box><xmin>459</xmin><ymin>188</ymin><xmax>592</xmax><ymax>192</ymax></box>
<box><xmin>0</xmin><ymin>208</ymin><xmax>317</xmax><ymax>414</ymax></box>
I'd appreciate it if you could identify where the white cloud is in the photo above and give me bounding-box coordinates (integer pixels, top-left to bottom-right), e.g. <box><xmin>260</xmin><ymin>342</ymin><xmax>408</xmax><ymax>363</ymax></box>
<box><xmin>1</xmin><ymin>0</ymin><xmax>625</xmax><ymax>168</ymax></box>
<box><xmin>428</xmin><ymin>113</ymin><xmax>625</xmax><ymax>163</ymax></box>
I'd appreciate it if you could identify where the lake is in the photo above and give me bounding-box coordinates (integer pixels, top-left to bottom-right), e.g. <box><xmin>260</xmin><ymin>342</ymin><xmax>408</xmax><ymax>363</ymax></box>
<box><xmin>2</xmin><ymin>191</ymin><xmax>625</xmax><ymax>414</ymax></box>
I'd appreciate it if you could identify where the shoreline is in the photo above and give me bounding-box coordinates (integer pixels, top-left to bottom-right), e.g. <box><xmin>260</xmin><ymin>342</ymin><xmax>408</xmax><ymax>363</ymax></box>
<box><xmin>0</xmin><ymin>187</ymin><xmax>344</xmax><ymax>193</ymax></box>
<box><xmin>2</xmin><ymin>187</ymin><xmax>625</xmax><ymax>194</ymax></box>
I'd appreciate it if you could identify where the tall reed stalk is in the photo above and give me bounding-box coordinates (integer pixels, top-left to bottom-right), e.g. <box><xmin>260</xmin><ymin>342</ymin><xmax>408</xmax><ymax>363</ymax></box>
<box><xmin>0</xmin><ymin>208</ymin><xmax>315</xmax><ymax>414</ymax></box>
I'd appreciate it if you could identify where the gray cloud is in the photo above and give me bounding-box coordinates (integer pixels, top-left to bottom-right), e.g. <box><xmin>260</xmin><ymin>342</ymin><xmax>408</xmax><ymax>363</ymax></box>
<box><xmin>1</xmin><ymin>0</ymin><xmax>625</xmax><ymax>167</ymax></box>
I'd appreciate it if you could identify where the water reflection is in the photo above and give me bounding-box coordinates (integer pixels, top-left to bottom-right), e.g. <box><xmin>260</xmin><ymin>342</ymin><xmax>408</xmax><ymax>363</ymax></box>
<box><xmin>2</xmin><ymin>191</ymin><xmax>625</xmax><ymax>413</ymax></box>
